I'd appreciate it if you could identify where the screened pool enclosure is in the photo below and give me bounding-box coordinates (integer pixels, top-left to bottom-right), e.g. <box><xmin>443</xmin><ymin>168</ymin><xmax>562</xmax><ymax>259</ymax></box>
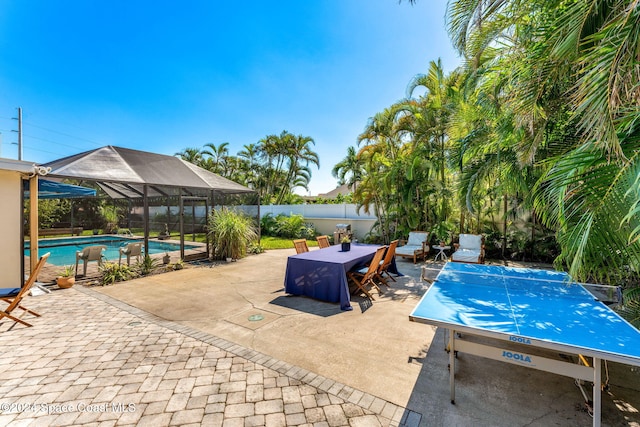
<box><xmin>37</xmin><ymin>146</ymin><xmax>258</xmax><ymax>261</ymax></box>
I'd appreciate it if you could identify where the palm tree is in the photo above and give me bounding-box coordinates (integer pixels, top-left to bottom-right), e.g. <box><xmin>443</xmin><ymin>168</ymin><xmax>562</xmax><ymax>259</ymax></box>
<box><xmin>276</xmin><ymin>132</ymin><xmax>320</xmax><ymax>203</ymax></box>
<box><xmin>238</xmin><ymin>143</ymin><xmax>260</xmax><ymax>167</ymax></box>
<box><xmin>406</xmin><ymin>59</ymin><xmax>458</xmax><ymax>224</ymax></box>
<box><xmin>202</xmin><ymin>142</ymin><xmax>230</xmax><ymax>175</ymax></box>
<box><xmin>238</xmin><ymin>143</ymin><xmax>260</xmax><ymax>189</ymax></box>
<box><xmin>175</xmin><ymin>147</ymin><xmax>203</xmax><ymax>164</ymax></box>
<box><xmin>257</xmin><ymin>133</ymin><xmax>286</xmax><ymax>199</ymax></box>
<box><xmin>445</xmin><ymin>0</ymin><xmax>640</xmax><ymax>281</ymax></box>
<box><xmin>332</xmin><ymin>146</ymin><xmax>363</xmax><ymax>193</ymax></box>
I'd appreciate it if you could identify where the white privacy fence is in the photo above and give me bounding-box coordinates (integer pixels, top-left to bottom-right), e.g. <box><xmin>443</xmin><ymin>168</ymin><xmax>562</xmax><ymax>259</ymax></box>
<box><xmin>259</xmin><ymin>204</ymin><xmax>377</xmax><ymax>240</ymax></box>
<box><xmin>143</xmin><ymin>203</ymin><xmax>376</xmax><ymax>221</ymax></box>
<box><xmin>142</xmin><ymin>204</ymin><xmax>377</xmax><ymax>239</ymax></box>
<box><xmin>259</xmin><ymin>204</ymin><xmax>376</xmax><ymax>220</ymax></box>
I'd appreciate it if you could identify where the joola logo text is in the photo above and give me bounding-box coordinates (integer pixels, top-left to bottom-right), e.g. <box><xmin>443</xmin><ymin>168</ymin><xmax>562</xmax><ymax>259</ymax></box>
<box><xmin>509</xmin><ymin>336</ymin><xmax>531</xmax><ymax>345</ymax></box>
<box><xmin>502</xmin><ymin>350</ymin><xmax>532</xmax><ymax>363</ymax></box>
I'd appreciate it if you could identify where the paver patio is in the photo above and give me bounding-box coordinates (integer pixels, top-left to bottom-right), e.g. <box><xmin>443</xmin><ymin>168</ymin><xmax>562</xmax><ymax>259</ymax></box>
<box><xmin>2</xmin><ymin>248</ymin><xmax>640</xmax><ymax>426</ymax></box>
<box><xmin>0</xmin><ymin>286</ymin><xmax>412</xmax><ymax>426</ymax></box>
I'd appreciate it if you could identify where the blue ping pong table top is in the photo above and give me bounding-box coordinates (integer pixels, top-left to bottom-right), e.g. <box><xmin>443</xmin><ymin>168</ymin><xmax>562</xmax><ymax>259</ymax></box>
<box><xmin>409</xmin><ymin>262</ymin><xmax>640</xmax><ymax>365</ymax></box>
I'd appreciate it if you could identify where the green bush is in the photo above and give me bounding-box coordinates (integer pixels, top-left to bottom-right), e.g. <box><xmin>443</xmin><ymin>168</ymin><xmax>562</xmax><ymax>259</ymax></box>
<box><xmin>260</xmin><ymin>213</ymin><xmax>279</xmax><ymax>236</ymax></box>
<box><xmin>275</xmin><ymin>214</ymin><xmax>305</xmax><ymax>237</ymax></box>
<box><xmin>260</xmin><ymin>213</ymin><xmax>317</xmax><ymax>239</ymax></box>
<box><xmin>248</xmin><ymin>242</ymin><xmax>265</xmax><ymax>254</ymax></box>
<box><xmin>137</xmin><ymin>254</ymin><xmax>161</xmax><ymax>276</ymax></box>
<box><xmin>209</xmin><ymin>208</ymin><xmax>258</xmax><ymax>260</ymax></box>
<box><xmin>99</xmin><ymin>262</ymin><xmax>135</xmax><ymax>286</ymax></box>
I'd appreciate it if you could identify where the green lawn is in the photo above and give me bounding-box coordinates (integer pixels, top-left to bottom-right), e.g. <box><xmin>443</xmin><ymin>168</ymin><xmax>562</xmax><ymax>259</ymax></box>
<box><xmin>259</xmin><ymin>236</ymin><xmax>318</xmax><ymax>250</ymax></box>
<box><xmin>36</xmin><ymin>229</ymin><xmax>309</xmax><ymax>251</ymax></box>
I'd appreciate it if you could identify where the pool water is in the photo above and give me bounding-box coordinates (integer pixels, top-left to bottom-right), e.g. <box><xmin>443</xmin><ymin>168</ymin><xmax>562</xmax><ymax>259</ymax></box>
<box><xmin>25</xmin><ymin>236</ymin><xmax>199</xmax><ymax>266</ymax></box>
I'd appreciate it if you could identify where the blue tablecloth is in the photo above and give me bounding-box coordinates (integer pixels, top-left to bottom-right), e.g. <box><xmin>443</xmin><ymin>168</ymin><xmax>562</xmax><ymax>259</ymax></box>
<box><xmin>284</xmin><ymin>244</ymin><xmax>400</xmax><ymax>310</ymax></box>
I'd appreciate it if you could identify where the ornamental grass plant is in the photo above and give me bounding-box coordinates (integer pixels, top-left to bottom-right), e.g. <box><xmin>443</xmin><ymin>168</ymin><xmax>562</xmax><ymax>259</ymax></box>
<box><xmin>208</xmin><ymin>208</ymin><xmax>258</xmax><ymax>260</ymax></box>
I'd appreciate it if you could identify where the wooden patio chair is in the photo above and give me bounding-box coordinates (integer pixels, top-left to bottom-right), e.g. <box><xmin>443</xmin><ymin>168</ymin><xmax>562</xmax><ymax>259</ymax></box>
<box><xmin>376</xmin><ymin>239</ymin><xmax>399</xmax><ymax>287</ymax></box>
<box><xmin>316</xmin><ymin>235</ymin><xmax>330</xmax><ymax>249</ymax></box>
<box><xmin>0</xmin><ymin>252</ymin><xmax>50</xmax><ymax>328</ymax></box>
<box><xmin>451</xmin><ymin>234</ymin><xmax>485</xmax><ymax>264</ymax></box>
<box><xmin>293</xmin><ymin>239</ymin><xmax>309</xmax><ymax>254</ymax></box>
<box><xmin>119</xmin><ymin>242</ymin><xmax>143</xmax><ymax>266</ymax></box>
<box><xmin>347</xmin><ymin>245</ymin><xmax>387</xmax><ymax>301</ymax></box>
<box><xmin>395</xmin><ymin>231</ymin><xmax>429</xmax><ymax>263</ymax></box>
<box><xmin>75</xmin><ymin>245</ymin><xmax>107</xmax><ymax>276</ymax></box>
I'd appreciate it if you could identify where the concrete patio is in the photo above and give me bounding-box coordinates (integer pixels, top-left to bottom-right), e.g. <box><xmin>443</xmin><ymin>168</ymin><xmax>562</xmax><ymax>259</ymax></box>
<box><xmin>1</xmin><ymin>248</ymin><xmax>639</xmax><ymax>426</ymax></box>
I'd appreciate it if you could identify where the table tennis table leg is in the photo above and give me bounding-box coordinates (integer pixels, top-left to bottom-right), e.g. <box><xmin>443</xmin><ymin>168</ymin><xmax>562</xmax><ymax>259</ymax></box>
<box><xmin>449</xmin><ymin>328</ymin><xmax>456</xmax><ymax>404</ymax></box>
<box><xmin>593</xmin><ymin>357</ymin><xmax>601</xmax><ymax>427</ymax></box>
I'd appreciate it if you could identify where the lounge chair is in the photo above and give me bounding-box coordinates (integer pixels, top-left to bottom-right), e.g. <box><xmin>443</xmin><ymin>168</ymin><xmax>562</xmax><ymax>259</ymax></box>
<box><xmin>0</xmin><ymin>252</ymin><xmax>50</xmax><ymax>328</ymax></box>
<box><xmin>316</xmin><ymin>235</ymin><xmax>330</xmax><ymax>249</ymax></box>
<box><xmin>451</xmin><ymin>234</ymin><xmax>485</xmax><ymax>264</ymax></box>
<box><xmin>395</xmin><ymin>231</ymin><xmax>429</xmax><ymax>263</ymax></box>
<box><xmin>75</xmin><ymin>245</ymin><xmax>107</xmax><ymax>276</ymax></box>
<box><xmin>347</xmin><ymin>246</ymin><xmax>386</xmax><ymax>300</ymax></box>
<box><xmin>376</xmin><ymin>239</ymin><xmax>399</xmax><ymax>286</ymax></box>
<box><xmin>293</xmin><ymin>239</ymin><xmax>309</xmax><ymax>254</ymax></box>
<box><xmin>119</xmin><ymin>242</ymin><xmax>143</xmax><ymax>266</ymax></box>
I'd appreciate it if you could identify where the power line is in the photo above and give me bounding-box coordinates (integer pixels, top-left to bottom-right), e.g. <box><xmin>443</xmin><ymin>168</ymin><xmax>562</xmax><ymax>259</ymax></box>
<box><xmin>21</xmin><ymin>145</ymin><xmax>63</xmax><ymax>157</ymax></box>
<box><xmin>24</xmin><ymin>134</ymin><xmax>90</xmax><ymax>150</ymax></box>
<box><xmin>25</xmin><ymin>121</ymin><xmax>104</xmax><ymax>147</ymax></box>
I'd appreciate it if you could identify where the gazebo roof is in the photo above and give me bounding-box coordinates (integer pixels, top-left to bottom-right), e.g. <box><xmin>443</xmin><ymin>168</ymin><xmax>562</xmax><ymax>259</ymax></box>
<box><xmin>42</xmin><ymin>145</ymin><xmax>254</xmax><ymax>198</ymax></box>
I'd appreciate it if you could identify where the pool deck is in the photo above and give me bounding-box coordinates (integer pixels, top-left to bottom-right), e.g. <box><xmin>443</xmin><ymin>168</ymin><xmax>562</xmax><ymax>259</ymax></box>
<box><xmin>33</xmin><ymin>238</ymin><xmax>207</xmax><ymax>283</ymax></box>
<box><xmin>3</xmin><ymin>249</ymin><xmax>640</xmax><ymax>426</ymax></box>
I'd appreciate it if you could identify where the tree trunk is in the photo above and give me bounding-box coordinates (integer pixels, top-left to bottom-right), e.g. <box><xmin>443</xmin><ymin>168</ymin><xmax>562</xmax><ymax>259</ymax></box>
<box><xmin>502</xmin><ymin>195</ymin><xmax>507</xmax><ymax>258</ymax></box>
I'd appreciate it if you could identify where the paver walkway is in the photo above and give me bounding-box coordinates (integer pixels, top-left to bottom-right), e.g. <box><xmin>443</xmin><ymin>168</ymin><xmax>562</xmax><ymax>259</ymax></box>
<box><xmin>0</xmin><ymin>286</ymin><xmax>421</xmax><ymax>426</ymax></box>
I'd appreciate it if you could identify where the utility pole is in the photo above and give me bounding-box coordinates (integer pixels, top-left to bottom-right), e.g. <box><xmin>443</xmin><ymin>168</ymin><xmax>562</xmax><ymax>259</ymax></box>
<box><xmin>12</xmin><ymin>107</ymin><xmax>22</xmax><ymax>160</ymax></box>
<box><xmin>17</xmin><ymin>107</ymin><xmax>22</xmax><ymax>160</ymax></box>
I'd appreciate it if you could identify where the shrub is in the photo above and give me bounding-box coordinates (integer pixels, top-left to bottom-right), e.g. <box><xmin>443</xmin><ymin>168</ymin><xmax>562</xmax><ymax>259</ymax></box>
<box><xmin>208</xmin><ymin>208</ymin><xmax>258</xmax><ymax>260</ymax></box>
<box><xmin>260</xmin><ymin>213</ymin><xmax>317</xmax><ymax>239</ymax></box>
<box><xmin>274</xmin><ymin>214</ymin><xmax>306</xmax><ymax>238</ymax></box>
<box><xmin>99</xmin><ymin>262</ymin><xmax>135</xmax><ymax>286</ymax></box>
<box><xmin>260</xmin><ymin>213</ymin><xmax>279</xmax><ymax>236</ymax></box>
<box><xmin>248</xmin><ymin>242</ymin><xmax>265</xmax><ymax>254</ymax></box>
<box><xmin>137</xmin><ymin>254</ymin><xmax>161</xmax><ymax>276</ymax></box>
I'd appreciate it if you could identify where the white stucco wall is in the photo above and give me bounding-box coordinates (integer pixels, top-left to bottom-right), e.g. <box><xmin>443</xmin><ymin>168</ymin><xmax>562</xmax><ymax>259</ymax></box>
<box><xmin>0</xmin><ymin>170</ymin><xmax>23</xmax><ymax>285</ymax></box>
<box><xmin>302</xmin><ymin>218</ymin><xmax>376</xmax><ymax>241</ymax></box>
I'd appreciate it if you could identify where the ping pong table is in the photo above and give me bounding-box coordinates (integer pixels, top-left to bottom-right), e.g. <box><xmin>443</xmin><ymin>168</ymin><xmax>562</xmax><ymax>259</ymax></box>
<box><xmin>409</xmin><ymin>262</ymin><xmax>640</xmax><ymax>427</ymax></box>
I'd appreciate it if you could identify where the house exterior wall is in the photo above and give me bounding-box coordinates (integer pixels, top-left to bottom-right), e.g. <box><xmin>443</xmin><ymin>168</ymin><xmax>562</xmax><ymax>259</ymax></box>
<box><xmin>0</xmin><ymin>170</ymin><xmax>23</xmax><ymax>285</ymax></box>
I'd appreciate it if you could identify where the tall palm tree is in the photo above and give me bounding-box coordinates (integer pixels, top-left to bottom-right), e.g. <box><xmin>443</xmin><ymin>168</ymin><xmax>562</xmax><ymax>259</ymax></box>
<box><xmin>238</xmin><ymin>143</ymin><xmax>260</xmax><ymax>167</ymax></box>
<box><xmin>202</xmin><ymin>142</ymin><xmax>230</xmax><ymax>175</ymax></box>
<box><xmin>445</xmin><ymin>0</ymin><xmax>640</xmax><ymax>280</ymax></box>
<box><xmin>254</xmin><ymin>131</ymin><xmax>319</xmax><ymax>203</ymax></box>
<box><xmin>406</xmin><ymin>59</ymin><xmax>458</xmax><ymax>223</ymax></box>
<box><xmin>276</xmin><ymin>132</ymin><xmax>320</xmax><ymax>203</ymax></box>
<box><xmin>175</xmin><ymin>147</ymin><xmax>203</xmax><ymax>164</ymax></box>
<box><xmin>238</xmin><ymin>143</ymin><xmax>261</xmax><ymax>189</ymax></box>
<box><xmin>332</xmin><ymin>146</ymin><xmax>363</xmax><ymax>193</ymax></box>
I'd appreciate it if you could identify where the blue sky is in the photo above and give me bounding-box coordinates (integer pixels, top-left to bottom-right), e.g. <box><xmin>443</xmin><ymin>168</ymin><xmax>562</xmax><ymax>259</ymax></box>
<box><xmin>0</xmin><ymin>1</ymin><xmax>459</xmax><ymax>195</ymax></box>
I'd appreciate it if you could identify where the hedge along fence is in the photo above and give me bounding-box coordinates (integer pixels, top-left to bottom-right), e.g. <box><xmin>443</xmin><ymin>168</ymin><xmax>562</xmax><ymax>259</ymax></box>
<box><xmin>139</xmin><ymin>203</ymin><xmax>376</xmax><ymax>240</ymax></box>
<box><xmin>259</xmin><ymin>204</ymin><xmax>376</xmax><ymax>220</ymax></box>
<box><xmin>260</xmin><ymin>204</ymin><xmax>376</xmax><ymax>241</ymax></box>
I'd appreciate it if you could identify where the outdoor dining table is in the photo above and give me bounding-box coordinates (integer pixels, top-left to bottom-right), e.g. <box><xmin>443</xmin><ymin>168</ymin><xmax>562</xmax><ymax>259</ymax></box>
<box><xmin>284</xmin><ymin>243</ymin><xmax>400</xmax><ymax>311</ymax></box>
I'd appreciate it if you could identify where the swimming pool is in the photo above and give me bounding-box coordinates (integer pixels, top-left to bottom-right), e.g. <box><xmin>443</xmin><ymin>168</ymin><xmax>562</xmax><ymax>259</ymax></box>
<box><xmin>25</xmin><ymin>236</ymin><xmax>199</xmax><ymax>266</ymax></box>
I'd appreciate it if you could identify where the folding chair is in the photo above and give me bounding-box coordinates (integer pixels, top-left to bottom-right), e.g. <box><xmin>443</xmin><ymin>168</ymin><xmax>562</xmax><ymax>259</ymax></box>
<box><xmin>293</xmin><ymin>239</ymin><xmax>309</xmax><ymax>254</ymax></box>
<box><xmin>376</xmin><ymin>239</ymin><xmax>399</xmax><ymax>287</ymax></box>
<box><xmin>347</xmin><ymin>246</ymin><xmax>386</xmax><ymax>300</ymax></box>
<box><xmin>0</xmin><ymin>252</ymin><xmax>50</xmax><ymax>328</ymax></box>
<box><xmin>316</xmin><ymin>235</ymin><xmax>330</xmax><ymax>249</ymax></box>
